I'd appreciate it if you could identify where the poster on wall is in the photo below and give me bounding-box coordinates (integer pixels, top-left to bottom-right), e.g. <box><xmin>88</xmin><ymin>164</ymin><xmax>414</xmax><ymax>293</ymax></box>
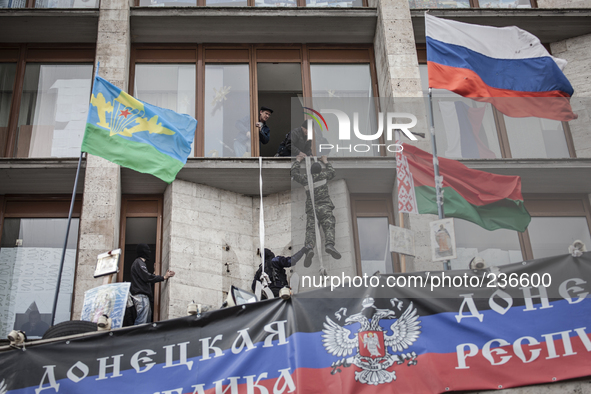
<box><xmin>430</xmin><ymin>218</ymin><xmax>457</xmax><ymax>261</ymax></box>
<box><xmin>80</xmin><ymin>283</ymin><xmax>130</xmax><ymax>329</ymax></box>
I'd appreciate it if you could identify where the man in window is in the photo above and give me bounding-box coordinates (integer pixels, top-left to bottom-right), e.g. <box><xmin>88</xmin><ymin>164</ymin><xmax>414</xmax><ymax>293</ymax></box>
<box><xmin>291</xmin><ymin>153</ymin><xmax>342</xmax><ymax>266</ymax></box>
<box><xmin>130</xmin><ymin>244</ymin><xmax>175</xmax><ymax>325</ymax></box>
<box><xmin>234</xmin><ymin>106</ymin><xmax>273</xmax><ymax>157</ymax></box>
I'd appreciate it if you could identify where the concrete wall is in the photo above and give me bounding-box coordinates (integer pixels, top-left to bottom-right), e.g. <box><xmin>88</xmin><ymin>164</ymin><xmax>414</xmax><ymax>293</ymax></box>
<box><xmin>71</xmin><ymin>0</ymin><xmax>130</xmax><ymax>319</ymax></box>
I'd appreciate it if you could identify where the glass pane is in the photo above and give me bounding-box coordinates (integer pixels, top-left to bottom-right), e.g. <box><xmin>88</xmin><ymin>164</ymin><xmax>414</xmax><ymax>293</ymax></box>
<box><xmin>528</xmin><ymin>217</ymin><xmax>591</xmax><ymax>259</ymax></box>
<box><xmin>357</xmin><ymin>217</ymin><xmax>394</xmax><ymax>275</ymax></box>
<box><xmin>16</xmin><ymin>64</ymin><xmax>93</xmax><ymax>158</ymax></box>
<box><xmin>306</xmin><ymin>0</ymin><xmax>362</xmax><ymax>6</ymax></box>
<box><xmin>256</xmin><ymin>0</ymin><xmax>296</xmax><ymax>6</ymax></box>
<box><xmin>449</xmin><ymin>219</ymin><xmax>522</xmax><ymax>269</ymax></box>
<box><xmin>34</xmin><ymin>0</ymin><xmax>99</xmax><ymax>8</ymax></box>
<box><xmin>0</xmin><ymin>63</ymin><xmax>16</xmax><ymax>157</ymax></box>
<box><xmin>0</xmin><ymin>0</ymin><xmax>27</xmax><ymax>7</ymax></box>
<box><xmin>134</xmin><ymin>64</ymin><xmax>196</xmax><ymax>156</ymax></box>
<box><xmin>479</xmin><ymin>0</ymin><xmax>531</xmax><ymax>8</ymax></box>
<box><xmin>408</xmin><ymin>0</ymin><xmax>470</xmax><ymax>8</ymax></box>
<box><xmin>0</xmin><ymin>218</ymin><xmax>79</xmax><ymax>338</ymax></box>
<box><xmin>139</xmin><ymin>0</ymin><xmax>196</xmax><ymax>6</ymax></box>
<box><xmin>419</xmin><ymin>65</ymin><xmax>502</xmax><ymax>159</ymax></box>
<box><xmin>310</xmin><ymin>64</ymin><xmax>381</xmax><ymax>157</ymax></box>
<box><xmin>204</xmin><ymin>64</ymin><xmax>250</xmax><ymax>158</ymax></box>
<box><xmin>206</xmin><ymin>0</ymin><xmax>246</xmax><ymax>5</ymax></box>
<box><xmin>504</xmin><ymin>116</ymin><xmax>569</xmax><ymax>158</ymax></box>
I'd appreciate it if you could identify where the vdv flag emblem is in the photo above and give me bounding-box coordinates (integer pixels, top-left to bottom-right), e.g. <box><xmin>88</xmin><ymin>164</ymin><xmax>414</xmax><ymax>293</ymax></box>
<box><xmin>322</xmin><ymin>297</ymin><xmax>421</xmax><ymax>385</ymax></box>
<box><xmin>82</xmin><ymin>74</ymin><xmax>196</xmax><ymax>183</ymax></box>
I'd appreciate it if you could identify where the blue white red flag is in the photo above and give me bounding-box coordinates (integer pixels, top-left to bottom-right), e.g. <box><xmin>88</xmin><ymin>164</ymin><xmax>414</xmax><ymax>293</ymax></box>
<box><xmin>426</xmin><ymin>13</ymin><xmax>577</xmax><ymax>121</ymax></box>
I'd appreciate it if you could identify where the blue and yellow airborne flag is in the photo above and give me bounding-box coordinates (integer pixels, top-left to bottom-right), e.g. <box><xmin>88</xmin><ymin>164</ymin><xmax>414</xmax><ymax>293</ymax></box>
<box><xmin>81</xmin><ymin>75</ymin><xmax>196</xmax><ymax>183</ymax></box>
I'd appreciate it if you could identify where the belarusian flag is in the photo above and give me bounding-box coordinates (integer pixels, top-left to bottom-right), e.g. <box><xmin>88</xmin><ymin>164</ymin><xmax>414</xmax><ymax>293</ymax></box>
<box><xmin>397</xmin><ymin>143</ymin><xmax>531</xmax><ymax>232</ymax></box>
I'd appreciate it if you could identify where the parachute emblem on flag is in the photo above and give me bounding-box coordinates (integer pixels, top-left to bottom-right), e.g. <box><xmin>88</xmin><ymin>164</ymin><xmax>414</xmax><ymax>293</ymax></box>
<box><xmin>90</xmin><ymin>92</ymin><xmax>175</xmax><ymax>138</ymax></box>
<box><xmin>322</xmin><ymin>297</ymin><xmax>421</xmax><ymax>385</ymax></box>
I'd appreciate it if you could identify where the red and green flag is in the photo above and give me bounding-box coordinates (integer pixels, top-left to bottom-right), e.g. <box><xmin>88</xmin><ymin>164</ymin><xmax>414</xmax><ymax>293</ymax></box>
<box><xmin>397</xmin><ymin>143</ymin><xmax>530</xmax><ymax>232</ymax></box>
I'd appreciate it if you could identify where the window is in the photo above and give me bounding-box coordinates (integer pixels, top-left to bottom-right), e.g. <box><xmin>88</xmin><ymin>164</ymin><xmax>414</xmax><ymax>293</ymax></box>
<box><xmin>130</xmin><ymin>45</ymin><xmax>378</xmax><ymax>158</ymax></box>
<box><xmin>134</xmin><ymin>64</ymin><xmax>196</xmax><ymax>155</ymax></box>
<box><xmin>0</xmin><ymin>196</ymin><xmax>81</xmax><ymax>339</ymax></box>
<box><xmin>418</xmin><ymin>63</ymin><xmax>575</xmax><ymax>159</ymax></box>
<box><xmin>135</xmin><ymin>0</ymin><xmax>366</xmax><ymax>7</ymax></box>
<box><xmin>447</xmin><ymin>196</ymin><xmax>591</xmax><ymax>269</ymax></box>
<box><xmin>408</xmin><ymin>0</ymin><xmax>534</xmax><ymax>8</ymax></box>
<box><xmin>0</xmin><ymin>45</ymin><xmax>95</xmax><ymax>158</ymax></box>
<box><xmin>351</xmin><ymin>194</ymin><xmax>400</xmax><ymax>275</ymax></box>
<box><xmin>0</xmin><ymin>0</ymin><xmax>98</xmax><ymax>8</ymax></box>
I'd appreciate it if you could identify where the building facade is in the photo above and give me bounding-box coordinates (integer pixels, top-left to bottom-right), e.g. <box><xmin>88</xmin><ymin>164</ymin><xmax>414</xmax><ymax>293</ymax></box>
<box><xmin>1</xmin><ymin>0</ymin><xmax>590</xmax><ymax>391</ymax></box>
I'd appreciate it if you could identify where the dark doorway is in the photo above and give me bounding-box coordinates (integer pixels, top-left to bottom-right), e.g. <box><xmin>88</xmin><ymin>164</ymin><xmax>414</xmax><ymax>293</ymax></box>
<box><xmin>257</xmin><ymin>63</ymin><xmax>304</xmax><ymax>157</ymax></box>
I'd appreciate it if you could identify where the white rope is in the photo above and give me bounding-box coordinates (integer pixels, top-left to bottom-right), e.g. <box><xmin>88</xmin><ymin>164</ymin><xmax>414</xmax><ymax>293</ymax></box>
<box><xmin>304</xmin><ymin>156</ymin><xmax>325</xmax><ymax>274</ymax></box>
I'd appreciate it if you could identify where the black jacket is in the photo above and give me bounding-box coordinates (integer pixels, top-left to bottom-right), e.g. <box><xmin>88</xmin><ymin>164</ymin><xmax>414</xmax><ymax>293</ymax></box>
<box><xmin>277</xmin><ymin>127</ymin><xmax>312</xmax><ymax>157</ymax></box>
<box><xmin>130</xmin><ymin>258</ymin><xmax>164</xmax><ymax>300</ymax></box>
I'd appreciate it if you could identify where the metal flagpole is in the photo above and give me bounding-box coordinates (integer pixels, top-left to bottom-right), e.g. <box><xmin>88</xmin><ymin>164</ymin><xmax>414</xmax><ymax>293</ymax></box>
<box><xmin>427</xmin><ymin>88</ymin><xmax>450</xmax><ymax>270</ymax></box>
<box><xmin>50</xmin><ymin>62</ymin><xmax>99</xmax><ymax>326</ymax></box>
<box><xmin>50</xmin><ymin>151</ymin><xmax>84</xmax><ymax>326</ymax></box>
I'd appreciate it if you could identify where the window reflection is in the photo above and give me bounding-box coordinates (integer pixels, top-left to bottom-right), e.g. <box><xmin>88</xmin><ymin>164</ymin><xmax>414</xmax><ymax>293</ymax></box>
<box><xmin>419</xmin><ymin>65</ymin><xmax>502</xmax><ymax>159</ymax></box>
<box><xmin>138</xmin><ymin>0</ymin><xmax>196</xmax><ymax>6</ymax></box>
<box><xmin>306</xmin><ymin>0</ymin><xmax>362</xmax><ymax>6</ymax></box>
<box><xmin>0</xmin><ymin>218</ymin><xmax>79</xmax><ymax>338</ymax></box>
<box><xmin>204</xmin><ymin>64</ymin><xmax>250</xmax><ymax>158</ymax></box>
<box><xmin>206</xmin><ymin>0</ymin><xmax>246</xmax><ymax>5</ymax></box>
<box><xmin>134</xmin><ymin>64</ymin><xmax>196</xmax><ymax>156</ymax></box>
<box><xmin>479</xmin><ymin>0</ymin><xmax>531</xmax><ymax>8</ymax></box>
<box><xmin>504</xmin><ymin>116</ymin><xmax>569</xmax><ymax>158</ymax></box>
<box><xmin>34</xmin><ymin>0</ymin><xmax>99</xmax><ymax>7</ymax></box>
<box><xmin>528</xmin><ymin>217</ymin><xmax>591</xmax><ymax>259</ymax></box>
<box><xmin>0</xmin><ymin>63</ymin><xmax>16</xmax><ymax>156</ymax></box>
<box><xmin>16</xmin><ymin>64</ymin><xmax>93</xmax><ymax>158</ymax></box>
<box><xmin>310</xmin><ymin>64</ymin><xmax>379</xmax><ymax>157</ymax></box>
<box><xmin>449</xmin><ymin>219</ymin><xmax>522</xmax><ymax>269</ymax></box>
<box><xmin>357</xmin><ymin>217</ymin><xmax>394</xmax><ymax>275</ymax></box>
<box><xmin>408</xmin><ymin>0</ymin><xmax>469</xmax><ymax>8</ymax></box>
<box><xmin>256</xmin><ymin>0</ymin><xmax>296</xmax><ymax>6</ymax></box>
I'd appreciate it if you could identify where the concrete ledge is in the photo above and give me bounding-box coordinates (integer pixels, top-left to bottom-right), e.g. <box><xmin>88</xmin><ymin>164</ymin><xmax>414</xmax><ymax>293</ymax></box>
<box><xmin>411</xmin><ymin>9</ymin><xmax>591</xmax><ymax>44</ymax></box>
<box><xmin>130</xmin><ymin>7</ymin><xmax>378</xmax><ymax>43</ymax></box>
<box><xmin>2</xmin><ymin>157</ymin><xmax>591</xmax><ymax>196</ymax></box>
<box><xmin>0</xmin><ymin>9</ymin><xmax>99</xmax><ymax>43</ymax></box>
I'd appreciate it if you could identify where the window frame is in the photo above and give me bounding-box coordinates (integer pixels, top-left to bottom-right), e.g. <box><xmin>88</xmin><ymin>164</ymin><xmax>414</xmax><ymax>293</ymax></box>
<box><xmin>118</xmin><ymin>195</ymin><xmax>163</xmax><ymax>321</ymax></box>
<box><xmin>0</xmin><ymin>194</ymin><xmax>83</xmax><ymax>329</ymax></box>
<box><xmin>133</xmin><ymin>0</ymin><xmax>368</xmax><ymax>7</ymax></box>
<box><xmin>129</xmin><ymin>43</ymin><xmax>380</xmax><ymax>158</ymax></box>
<box><xmin>416</xmin><ymin>46</ymin><xmax>576</xmax><ymax>159</ymax></box>
<box><xmin>0</xmin><ymin>44</ymin><xmax>96</xmax><ymax>158</ymax></box>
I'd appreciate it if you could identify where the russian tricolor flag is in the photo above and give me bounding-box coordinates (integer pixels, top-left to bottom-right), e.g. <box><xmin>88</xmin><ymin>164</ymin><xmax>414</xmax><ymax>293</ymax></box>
<box><xmin>426</xmin><ymin>13</ymin><xmax>577</xmax><ymax>121</ymax></box>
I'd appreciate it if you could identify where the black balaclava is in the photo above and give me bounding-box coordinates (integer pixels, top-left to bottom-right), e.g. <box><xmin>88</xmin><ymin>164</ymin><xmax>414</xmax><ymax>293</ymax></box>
<box><xmin>137</xmin><ymin>243</ymin><xmax>151</xmax><ymax>261</ymax></box>
<box><xmin>311</xmin><ymin>162</ymin><xmax>322</xmax><ymax>174</ymax></box>
<box><xmin>264</xmin><ymin>248</ymin><xmax>275</xmax><ymax>263</ymax></box>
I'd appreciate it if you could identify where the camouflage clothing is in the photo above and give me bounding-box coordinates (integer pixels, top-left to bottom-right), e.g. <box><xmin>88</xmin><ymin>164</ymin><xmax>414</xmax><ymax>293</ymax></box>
<box><xmin>291</xmin><ymin>160</ymin><xmax>336</xmax><ymax>248</ymax></box>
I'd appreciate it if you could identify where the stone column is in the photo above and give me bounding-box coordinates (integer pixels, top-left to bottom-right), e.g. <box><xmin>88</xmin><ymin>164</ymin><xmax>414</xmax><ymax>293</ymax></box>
<box><xmin>71</xmin><ymin>0</ymin><xmax>130</xmax><ymax>319</ymax></box>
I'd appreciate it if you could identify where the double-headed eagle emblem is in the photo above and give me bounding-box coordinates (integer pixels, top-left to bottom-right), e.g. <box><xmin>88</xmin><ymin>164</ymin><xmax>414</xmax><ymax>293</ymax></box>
<box><xmin>322</xmin><ymin>297</ymin><xmax>421</xmax><ymax>385</ymax></box>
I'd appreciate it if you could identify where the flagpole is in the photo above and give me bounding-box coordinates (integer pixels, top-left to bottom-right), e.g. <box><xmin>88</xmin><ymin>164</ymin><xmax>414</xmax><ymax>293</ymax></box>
<box><xmin>428</xmin><ymin>88</ymin><xmax>451</xmax><ymax>271</ymax></box>
<box><xmin>51</xmin><ymin>151</ymin><xmax>84</xmax><ymax>326</ymax></box>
